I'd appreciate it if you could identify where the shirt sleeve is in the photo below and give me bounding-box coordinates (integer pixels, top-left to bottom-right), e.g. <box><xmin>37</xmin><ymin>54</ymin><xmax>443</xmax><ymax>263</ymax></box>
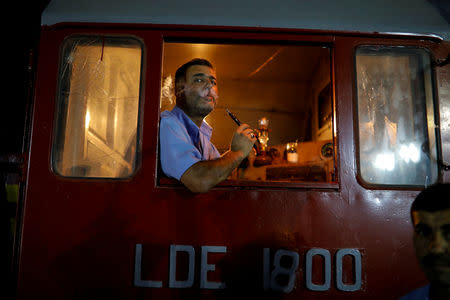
<box><xmin>397</xmin><ymin>285</ymin><xmax>430</xmax><ymax>300</ymax></box>
<box><xmin>159</xmin><ymin>116</ymin><xmax>202</xmax><ymax>180</ymax></box>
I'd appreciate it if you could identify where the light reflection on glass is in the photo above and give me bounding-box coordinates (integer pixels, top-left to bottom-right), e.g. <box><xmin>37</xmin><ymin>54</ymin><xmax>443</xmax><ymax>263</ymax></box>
<box><xmin>53</xmin><ymin>37</ymin><xmax>141</xmax><ymax>178</ymax></box>
<box><xmin>373</xmin><ymin>143</ymin><xmax>421</xmax><ymax>172</ymax></box>
<box><xmin>85</xmin><ymin>111</ymin><xmax>91</xmax><ymax>129</ymax></box>
<box><xmin>399</xmin><ymin>143</ymin><xmax>420</xmax><ymax>163</ymax></box>
<box><xmin>373</xmin><ymin>152</ymin><xmax>395</xmax><ymax>171</ymax></box>
<box><xmin>356</xmin><ymin>47</ymin><xmax>438</xmax><ymax>186</ymax></box>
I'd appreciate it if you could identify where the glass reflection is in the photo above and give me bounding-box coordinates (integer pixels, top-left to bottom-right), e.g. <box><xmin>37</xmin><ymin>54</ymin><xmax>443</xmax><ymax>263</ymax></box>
<box><xmin>356</xmin><ymin>47</ymin><xmax>438</xmax><ymax>186</ymax></box>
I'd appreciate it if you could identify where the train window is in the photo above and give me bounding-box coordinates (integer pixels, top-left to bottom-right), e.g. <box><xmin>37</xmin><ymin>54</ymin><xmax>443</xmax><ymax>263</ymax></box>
<box><xmin>355</xmin><ymin>46</ymin><xmax>438</xmax><ymax>186</ymax></box>
<box><xmin>52</xmin><ymin>36</ymin><xmax>143</xmax><ymax>178</ymax></box>
<box><xmin>159</xmin><ymin>42</ymin><xmax>335</xmax><ymax>185</ymax></box>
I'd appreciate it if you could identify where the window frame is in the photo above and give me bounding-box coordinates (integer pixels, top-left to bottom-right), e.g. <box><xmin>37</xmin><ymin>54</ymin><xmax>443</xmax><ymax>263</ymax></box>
<box><xmin>156</xmin><ymin>37</ymin><xmax>339</xmax><ymax>190</ymax></box>
<box><xmin>353</xmin><ymin>44</ymin><xmax>441</xmax><ymax>189</ymax></box>
<box><xmin>50</xmin><ymin>34</ymin><xmax>146</xmax><ymax>180</ymax></box>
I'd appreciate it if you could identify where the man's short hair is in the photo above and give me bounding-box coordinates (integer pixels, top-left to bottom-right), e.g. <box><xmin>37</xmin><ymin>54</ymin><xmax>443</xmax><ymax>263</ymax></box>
<box><xmin>174</xmin><ymin>58</ymin><xmax>214</xmax><ymax>90</ymax></box>
<box><xmin>411</xmin><ymin>183</ymin><xmax>450</xmax><ymax>218</ymax></box>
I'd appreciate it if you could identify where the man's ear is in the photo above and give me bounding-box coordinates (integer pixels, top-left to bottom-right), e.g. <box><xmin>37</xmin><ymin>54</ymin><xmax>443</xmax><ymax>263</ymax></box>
<box><xmin>175</xmin><ymin>80</ymin><xmax>185</xmax><ymax>98</ymax></box>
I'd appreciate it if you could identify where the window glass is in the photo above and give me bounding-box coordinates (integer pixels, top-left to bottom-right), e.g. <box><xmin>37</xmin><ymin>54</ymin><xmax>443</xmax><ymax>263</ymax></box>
<box><xmin>356</xmin><ymin>46</ymin><xmax>438</xmax><ymax>186</ymax></box>
<box><xmin>160</xmin><ymin>42</ymin><xmax>335</xmax><ymax>184</ymax></box>
<box><xmin>52</xmin><ymin>36</ymin><xmax>142</xmax><ymax>178</ymax></box>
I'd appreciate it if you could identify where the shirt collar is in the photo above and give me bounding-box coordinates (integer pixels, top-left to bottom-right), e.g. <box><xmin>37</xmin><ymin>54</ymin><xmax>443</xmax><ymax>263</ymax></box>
<box><xmin>171</xmin><ymin>106</ymin><xmax>213</xmax><ymax>140</ymax></box>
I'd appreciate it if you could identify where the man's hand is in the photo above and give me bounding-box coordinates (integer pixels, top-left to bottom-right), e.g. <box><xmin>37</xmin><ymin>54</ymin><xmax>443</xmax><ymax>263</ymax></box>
<box><xmin>180</xmin><ymin>124</ymin><xmax>257</xmax><ymax>193</ymax></box>
<box><xmin>230</xmin><ymin>124</ymin><xmax>257</xmax><ymax>157</ymax></box>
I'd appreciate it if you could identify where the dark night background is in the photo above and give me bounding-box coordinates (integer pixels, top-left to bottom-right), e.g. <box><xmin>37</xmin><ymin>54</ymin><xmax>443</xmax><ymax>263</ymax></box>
<box><xmin>2</xmin><ymin>1</ymin><xmax>50</xmax><ymax>297</ymax></box>
<box><xmin>3</xmin><ymin>1</ymin><xmax>50</xmax><ymax>156</ymax></box>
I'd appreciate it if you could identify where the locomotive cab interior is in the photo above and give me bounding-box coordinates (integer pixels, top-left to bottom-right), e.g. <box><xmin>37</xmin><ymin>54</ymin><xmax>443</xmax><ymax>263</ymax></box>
<box><xmin>160</xmin><ymin>42</ymin><xmax>335</xmax><ymax>183</ymax></box>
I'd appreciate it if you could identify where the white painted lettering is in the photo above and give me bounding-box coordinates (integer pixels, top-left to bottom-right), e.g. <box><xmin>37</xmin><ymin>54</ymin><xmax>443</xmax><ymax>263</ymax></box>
<box><xmin>335</xmin><ymin>249</ymin><xmax>362</xmax><ymax>291</ymax></box>
<box><xmin>134</xmin><ymin>244</ymin><xmax>163</xmax><ymax>288</ymax></box>
<box><xmin>305</xmin><ymin>248</ymin><xmax>331</xmax><ymax>291</ymax></box>
<box><xmin>133</xmin><ymin>244</ymin><xmax>363</xmax><ymax>292</ymax></box>
<box><xmin>200</xmin><ymin>246</ymin><xmax>227</xmax><ymax>289</ymax></box>
<box><xmin>269</xmin><ymin>249</ymin><xmax>299</xmax><ymax>293</ymax></box>
<box><xmin>169</xmin><ymin>245</ymin><xmax>195</xmax><ymax>288</ymax></box>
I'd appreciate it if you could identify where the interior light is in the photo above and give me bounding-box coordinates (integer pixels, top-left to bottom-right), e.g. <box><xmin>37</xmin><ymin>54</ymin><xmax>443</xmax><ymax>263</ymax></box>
<box><xmin>399</xmin><ymin>143</ymin><xmax>420</xmax><ymax>163</ymax></box>
<box><xmin>373</xmin><ymin>152</ymin><xmax>395</xmax><ymax>171</ymax></box>
<box><xmin>85</xmin><ymin>111</ymin><xmax>91</xmax><ymax>129</ymax></box>
<box><xmin>190</xmin><ymin>44</ymin><xmax>209</xmax><ymax>56</ymax></box>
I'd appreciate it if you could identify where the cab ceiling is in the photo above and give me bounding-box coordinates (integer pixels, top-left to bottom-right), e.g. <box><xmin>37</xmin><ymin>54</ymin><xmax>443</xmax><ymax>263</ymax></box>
<box><xmin>162</xmin><ymin>43</ymin><xmax>328</xmax><ymax>83</ymax></box>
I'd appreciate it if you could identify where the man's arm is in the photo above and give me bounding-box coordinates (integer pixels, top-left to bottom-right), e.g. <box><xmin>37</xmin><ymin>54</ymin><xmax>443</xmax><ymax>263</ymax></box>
<box><xmin>180</xmin><ymin>124</ymin><xmax>256</xmax><ymax>193</ymax></box>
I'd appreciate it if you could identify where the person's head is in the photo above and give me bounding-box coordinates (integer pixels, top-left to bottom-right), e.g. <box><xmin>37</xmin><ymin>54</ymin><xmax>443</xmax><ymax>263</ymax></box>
<box><xmin>410</xmin><ymin>183</ymin><xmax>450</xmax><ymax>286</ymax></box>
<box><xmin>174</xmin><ymin>58</ymin><xmax>218</xmax><ymax>121</ymax></box>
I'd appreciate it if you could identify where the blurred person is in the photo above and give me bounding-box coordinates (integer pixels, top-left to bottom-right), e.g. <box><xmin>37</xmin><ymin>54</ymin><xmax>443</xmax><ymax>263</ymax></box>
<box><xmin>399</xmin><ymin>183</ymin><xmax>450</xmax><ymax>300</ymax></box>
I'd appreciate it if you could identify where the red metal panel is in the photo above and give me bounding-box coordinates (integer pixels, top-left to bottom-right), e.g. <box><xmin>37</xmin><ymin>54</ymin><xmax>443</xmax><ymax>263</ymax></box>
<box><xmin>430</xmin><ymin>41</ymin><xmax>450</xmax><ymax>182</ymax></box>
<box><xmin>16</xmin><ymin>24</ymin><xmax>444</xmax><ymax>299</ymax></box>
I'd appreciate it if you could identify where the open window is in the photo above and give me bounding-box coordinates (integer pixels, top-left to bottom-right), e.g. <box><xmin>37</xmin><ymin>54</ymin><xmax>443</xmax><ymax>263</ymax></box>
<box><xmin>355</xmin><ymin>46</ymin><xmax>439</xmax><ymax>186</ymax></box>
<box><xmin>52</xmin><ymin>36</ymin><xmax>143</xmax><ymax>178</ymax></box>
<box><xmin>159</xmin><ymin>41</ymin><xmax>335</xmax><ymax>185</ymax></box>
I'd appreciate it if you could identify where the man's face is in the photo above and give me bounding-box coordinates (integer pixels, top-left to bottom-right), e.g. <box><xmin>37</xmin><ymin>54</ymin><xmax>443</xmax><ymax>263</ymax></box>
<box><xmin>412</xmin><ymin>209</ymin><xmax>450</xmax><ymax>286</ymax></box>
<box><xmin>178</xmin><ymin>65</ymin><xmax>218</xmax><ymax>119</ymax></box>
